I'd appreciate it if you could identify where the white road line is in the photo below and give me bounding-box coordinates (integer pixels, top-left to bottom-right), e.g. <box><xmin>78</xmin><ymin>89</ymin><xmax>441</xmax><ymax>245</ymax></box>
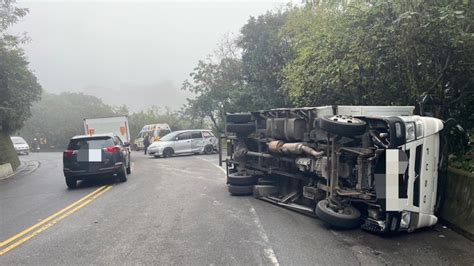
<box><xmin>198</xmin><ymin>156</ymin><xmax>279</xmax><ymax>264</ymax></box>
<box><xmin>248</xmin><ymin>202</ymin><xmax>280</xmax><ymax>266</ymax></box>
<box><xmin>196</xmin><ymin>157</ymin><xmax>227</xmax><ymax>175</ymax></box>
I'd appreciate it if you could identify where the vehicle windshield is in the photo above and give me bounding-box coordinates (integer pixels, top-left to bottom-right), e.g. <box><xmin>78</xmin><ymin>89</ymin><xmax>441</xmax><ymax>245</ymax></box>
<box><xmin>68</xmin><ymin>137</ymin><xmax>115</xmax><ymax>150</ymax></box>
<box><xmin>11</xmin><ymin>137</ymin><xmax>27</xmax><ymax>145</ymax></box>
<box><xmin>159</xmin><ymin>132</ymin><xmax>179</xmax><ymax>141</ymax></box>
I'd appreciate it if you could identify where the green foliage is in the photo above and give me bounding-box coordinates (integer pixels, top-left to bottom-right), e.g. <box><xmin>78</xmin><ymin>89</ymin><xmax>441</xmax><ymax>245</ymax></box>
<box><xmin>20</xmin><ymin>92</ymin><xmax>117</xmax><ymax>149</ymax></box>
<box><xmin>183</xmin><ymin>10</ymin><xmax>293</xmax><ymax>132</ymax></box>
<box><xmin>20</xmin><ymin>92</ymin><xmax>203</xmax><ymax>149</ymax></box>
<box><xmin>0</xmin><ymin>0</ymin><xmax>41</xmax><ymax>134</ymax></box>
<box><xmin>239</xmin><ymin>10</ymin><xmax>295</xmax><ymax>109</ymax></box>
<box><xmin>281</xmin><ymin>0</ymin><xmax>474</xmax><ymax>129</ymax></box>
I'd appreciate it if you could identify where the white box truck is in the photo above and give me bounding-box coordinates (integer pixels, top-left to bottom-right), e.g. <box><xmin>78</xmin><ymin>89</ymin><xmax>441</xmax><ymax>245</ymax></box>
<box><xmin>224</xmin><ymin>105</ymin><xmax>448</xmax><ymax>234</ymax></box>
<box><xmin>83</xmin><ymin>116</ymin><xmax>130</xmax><ymax>144</ymax></box>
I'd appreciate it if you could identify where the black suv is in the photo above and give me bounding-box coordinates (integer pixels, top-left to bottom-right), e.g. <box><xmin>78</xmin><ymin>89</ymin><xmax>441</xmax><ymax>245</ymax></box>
<box><xmin>63</xmin><ymin>134</ymin><xmax>131</xmax><ymax>189</ymax></box>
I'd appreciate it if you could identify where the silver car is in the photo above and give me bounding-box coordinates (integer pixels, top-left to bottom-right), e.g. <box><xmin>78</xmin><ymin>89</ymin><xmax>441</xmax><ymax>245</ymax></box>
<box><xmin>10</xmin><ymin>136</ymin><xmax>30</xmax><ymax>155</ymax></box>
<box><xmin>147</xmin><ymin>130</ymin><xmax>217</xmax><ymax>158</ymax></box>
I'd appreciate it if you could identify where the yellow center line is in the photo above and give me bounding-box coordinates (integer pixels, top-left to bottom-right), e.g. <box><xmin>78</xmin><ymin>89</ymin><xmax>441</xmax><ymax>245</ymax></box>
<box><xmin>0</xmin><ymin>185</ymin><xmax>112</xmax><ymax>256</ymax></box>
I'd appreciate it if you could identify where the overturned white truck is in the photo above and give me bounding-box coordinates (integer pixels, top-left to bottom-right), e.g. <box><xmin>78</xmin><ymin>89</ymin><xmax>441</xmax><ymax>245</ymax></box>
<box><xmin>224</xmin><ymin>106</ymin><xmax>448</xmax><ymax>233</ymax></box>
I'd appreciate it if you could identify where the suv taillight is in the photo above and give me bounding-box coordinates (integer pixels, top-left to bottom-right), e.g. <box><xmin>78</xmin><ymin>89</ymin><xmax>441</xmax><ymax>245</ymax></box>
<box><xmin>104</xmin><ymin>146</ymin><xmax>120</xmax><ymax>154</ymax></box>
<box><xmin>63</xmin><ymin>150</ymin><xmax>77</xmax><ymax>157</ymax></box>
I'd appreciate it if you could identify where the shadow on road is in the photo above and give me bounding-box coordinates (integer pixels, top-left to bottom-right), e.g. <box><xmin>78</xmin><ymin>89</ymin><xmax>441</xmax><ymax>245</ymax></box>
<box><xmin>148</xmin><ymin>152</ymin><xmax>217</xmax><ymax>159</ymax></box>
<box><xmin>74</xmin><ymin>177</ymin><xmax>120</xmax><ymax>189</ymax></box>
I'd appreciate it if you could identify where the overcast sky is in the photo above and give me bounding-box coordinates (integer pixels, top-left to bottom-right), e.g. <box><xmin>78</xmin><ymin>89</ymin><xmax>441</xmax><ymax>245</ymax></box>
<box><xmin>11</xmin><ymin>0</ymin><xmax>294</xmax><ymax>111</ymax></box>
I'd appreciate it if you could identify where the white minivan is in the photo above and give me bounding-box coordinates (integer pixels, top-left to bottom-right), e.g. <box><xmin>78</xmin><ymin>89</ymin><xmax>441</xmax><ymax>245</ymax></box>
<box><xmin>147</xmin><ymin>130</ymin><xmax>217</xmax><ymax>158</ymax></box>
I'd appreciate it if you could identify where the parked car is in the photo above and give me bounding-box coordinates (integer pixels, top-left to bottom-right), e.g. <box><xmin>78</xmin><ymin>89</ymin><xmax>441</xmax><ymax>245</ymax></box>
<box><xmin>63</xmin><ymin>133</ymin><xmax>131</xmax><ymax>189</ymax></box>
<box><xmin>147</xmin><ymin>129</ymin><xmax>217</xmax><ymax>158</ymax></box>
<box><xmin>10</xmin><ymin>136</ymin><xmax>30</xmax><ymax>155</ymax></box>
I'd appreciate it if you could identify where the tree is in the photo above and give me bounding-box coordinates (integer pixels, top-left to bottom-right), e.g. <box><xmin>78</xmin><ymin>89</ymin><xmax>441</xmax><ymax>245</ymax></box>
<box><xmin>0</xmin><ymin>0</ymin><xmax>41</xmax><ymax>170</ymax></box>
<box><xmin>182</xmin><ymin>36</ymin><xmax>246</xmax><ymax>132</ymax></box>
<box><xmin>281</xmin><ymin>0</ymin><xmax>473</xmax><ymax>128</ymax></box>
<box><xmin>20</xmin><ymin>92</ymin><xmax>117</xmax><ymax>149</ymax></box>
<box><xmin>238</xmin><ymin>9</ymin><xmax>295</xmax><ymax>109</ymax></box>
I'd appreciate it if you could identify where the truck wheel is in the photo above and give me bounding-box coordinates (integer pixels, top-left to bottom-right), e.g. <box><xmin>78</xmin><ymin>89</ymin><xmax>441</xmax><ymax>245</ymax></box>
<box><xmin>227</xmin><ymin>172</ymin><xmax>257</xmax><ymax>185</ymax></box>
<box><xmin>65</xmin><ymin>177</ymin><xmax>77</xmax><ymax>189</ymax></box>
<box><xmin>315</xmin><ymin>199</ymin><xmax>361</xmax><ymax>229</ymax></box>
<box><xmin>226</xmin><ymin>113</ymin><xmax>252</xmax><ymax>123</ymax></box>
<box><xmin>204</xmin><ymin>144</ymin><xmax>214</xmax><ymax>154</ymax></box>
<box><xmin>228</xmin><ymin>184</ymin><xmax>253</xmax><ymax>196</ymax></box>
<box><xmin>226</xmin><ymin>123</ymin><xmax>255</xmax><ymax>135</ymax></box>
<box><xmin>319</xmin><ymin>115</ymin><xmax>367</xmax><ymax>136</ymax></box>
<box><xmin>163</xmin><ymin>148</ymin><xmax>174</xmax><ymax>158</ymax></box>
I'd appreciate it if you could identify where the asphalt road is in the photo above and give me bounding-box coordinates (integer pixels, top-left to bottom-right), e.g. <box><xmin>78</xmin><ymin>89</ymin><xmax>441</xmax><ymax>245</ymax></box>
<box><xmin>1</xmin><ymin>152</ymin><xmax>473</xmax><ymax>265</ymax></box>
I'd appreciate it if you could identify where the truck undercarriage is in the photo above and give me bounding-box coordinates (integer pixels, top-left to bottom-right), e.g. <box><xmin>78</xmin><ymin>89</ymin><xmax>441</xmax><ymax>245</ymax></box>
<box><xmin>224</xmin><ymin>106</ymin><xmax>445</xmax><ymax>233</ymax></box>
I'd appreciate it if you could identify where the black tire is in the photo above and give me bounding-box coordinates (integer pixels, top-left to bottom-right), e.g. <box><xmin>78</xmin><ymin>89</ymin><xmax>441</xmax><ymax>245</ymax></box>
<box><xmin>65</xmin><ymin>176</ymin><xmax>77</xmax><ymax>189</ymax></box>
<box><xmin>163</xmin><ymin>148</ymin><xmax>174</xmax><ymax>158</ymax></box>
<box><xmin>226</xmin><ymin>113</ymin><xmax>252</xmax><ymax>123</ymax></box>
<box><xmin>228</xmin><ymin>184</ymin><xmax>253</xmax><ymax>196</ymax></box>
<box><xmin>204</xmin><ymin>144</ymin><xmax>214</xmax><ymax>154</ymax></box>
<box><xmin>315</xmin><ymin>199</ymin><xmax>361</xmax><ymax>229</ymax></box>
<box><xmin>319</xmin><ymin>115</ymin><xmax>367</xmax><ymax>136</ymax></box>
<box><xmin>227</xmin><ymin>172</ymin><xmax>257</xmax><ymax>185</ymax></box>
<box><xmin>154</xmin><ymin>155</ymin><xmax>161</xmax><ymax>158</ymax></box>
<box><xmin>118</xmin><ymin>165</ymin><xmax>128</xmax><ymax>182</ymax></box>
<box><xmin>226</xmin><ymin>123</ymin><xmax>255</xmax><ymax>135</ymax></box>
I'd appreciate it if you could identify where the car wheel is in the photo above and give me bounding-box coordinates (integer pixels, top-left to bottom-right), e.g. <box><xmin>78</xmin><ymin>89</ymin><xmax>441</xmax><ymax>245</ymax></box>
<box><xmin>226</xmin><ymin>123</ymin><xmax>255</xmax><ymax>135</ymax></box>
<box><xmin>319</xmin><ymin>115</ymin><xmax>367</xmax><ymax>136</ymax></box>
<box><xmin>315</xmin><ymin>199</ymin><xmax>361</xmax><ymax>229</ymax></box>
<box><xmin>204</xmin><ymin>144</ymin><xmax>214</xmax><ymax>154</ymax></box>
<box><xmin>226</xmin><ymin>113</ymin><xmax>252</xmax><ymax>123</ymax></box>
<box><xmin>118</xmin><ymin>165</ymin><xmax>128</xmax><ymax>182</ymax></box>
<box><xmin>65</xmin><ymin>176</ymin><xmax>77</xmax><ymax>189</ymax></box>
<box><xmin>163</xmin><ymin>148</ymin><xmax>174</xmax><ymax>158</ymax></box>
<box><xmin>227</xmin><ymin>172</ymin><xmax>257</xmax><ymax>186</ymax></box>
<box><xmin>227</xmin><ymin>184</ymin><xmax>253</xmax><ymax>196</ymax></box>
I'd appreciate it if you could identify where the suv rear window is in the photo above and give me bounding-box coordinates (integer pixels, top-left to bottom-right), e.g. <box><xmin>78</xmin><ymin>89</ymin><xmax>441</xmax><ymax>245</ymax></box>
<box><xmin>68</xmin><ymin>137</ymin><xmax>115</xmax><ymax>150</ymax></box>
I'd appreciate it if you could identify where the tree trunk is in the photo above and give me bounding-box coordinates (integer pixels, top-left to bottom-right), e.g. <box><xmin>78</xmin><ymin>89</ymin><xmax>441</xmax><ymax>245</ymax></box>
<box><xmin>0</xmin><ymin>131</ymin><xmax>20</xmax><ymax>170</ymax></box>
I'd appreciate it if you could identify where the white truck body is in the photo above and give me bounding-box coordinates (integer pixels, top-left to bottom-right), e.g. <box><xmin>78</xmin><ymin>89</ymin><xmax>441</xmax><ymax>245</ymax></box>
<box><xmin>83</xmin><ymin>116</ymin><xmax>130</xmax><ymax>144</ymax></box>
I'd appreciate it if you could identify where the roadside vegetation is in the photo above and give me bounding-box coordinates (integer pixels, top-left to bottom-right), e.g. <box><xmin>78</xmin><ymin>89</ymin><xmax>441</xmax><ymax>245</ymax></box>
<box><xmin>19</xmin><ymin>92</ymin><xmax>204</xmax><ymax>150</ymax></box>
<box><xmin>0</xmin><ymin>1</ymin><xmax>41</xmax><ymax>169</ymax></box>
<box><xmin>1</xmin><ymin>0</ymin><xmax>472</xmax><ymax>168</ymax></box>
<box><xmin>183</xmin><ymin>0</ymin><xmax>473</xmax><ymax>132</ymax></box>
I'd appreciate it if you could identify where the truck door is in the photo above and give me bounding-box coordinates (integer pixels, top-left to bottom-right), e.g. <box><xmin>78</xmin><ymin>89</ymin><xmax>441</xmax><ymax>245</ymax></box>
<box><xmin>174</xmin><ymin>132</ymin><xmax>192</xmax><ymax>154</ymax></box>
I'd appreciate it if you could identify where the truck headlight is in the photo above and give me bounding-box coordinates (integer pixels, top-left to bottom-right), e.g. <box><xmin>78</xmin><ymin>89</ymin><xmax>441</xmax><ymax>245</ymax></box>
<box><xmin>406</xmin><ymin>123</ymin><xmax>416</xmax><ymax>141</ymax></box>
<box><xmin>400</xmin><ymin>211</ymin><xmax>411</xmax><ymax>229</ymax></box>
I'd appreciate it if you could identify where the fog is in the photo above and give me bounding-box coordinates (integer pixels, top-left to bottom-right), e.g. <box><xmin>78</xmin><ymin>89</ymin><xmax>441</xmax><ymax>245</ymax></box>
<box><xmin>11</xmin><ymin>0</ymin><xmax>291</xmax><ymax>111</ymax></box>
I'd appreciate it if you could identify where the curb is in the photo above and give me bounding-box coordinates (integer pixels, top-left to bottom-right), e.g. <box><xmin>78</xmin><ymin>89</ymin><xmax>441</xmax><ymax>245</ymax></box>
<box><xmin>0</xmin><ymin>160</ymin><xmax>40</xmax><ymax>181</ymax></box>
